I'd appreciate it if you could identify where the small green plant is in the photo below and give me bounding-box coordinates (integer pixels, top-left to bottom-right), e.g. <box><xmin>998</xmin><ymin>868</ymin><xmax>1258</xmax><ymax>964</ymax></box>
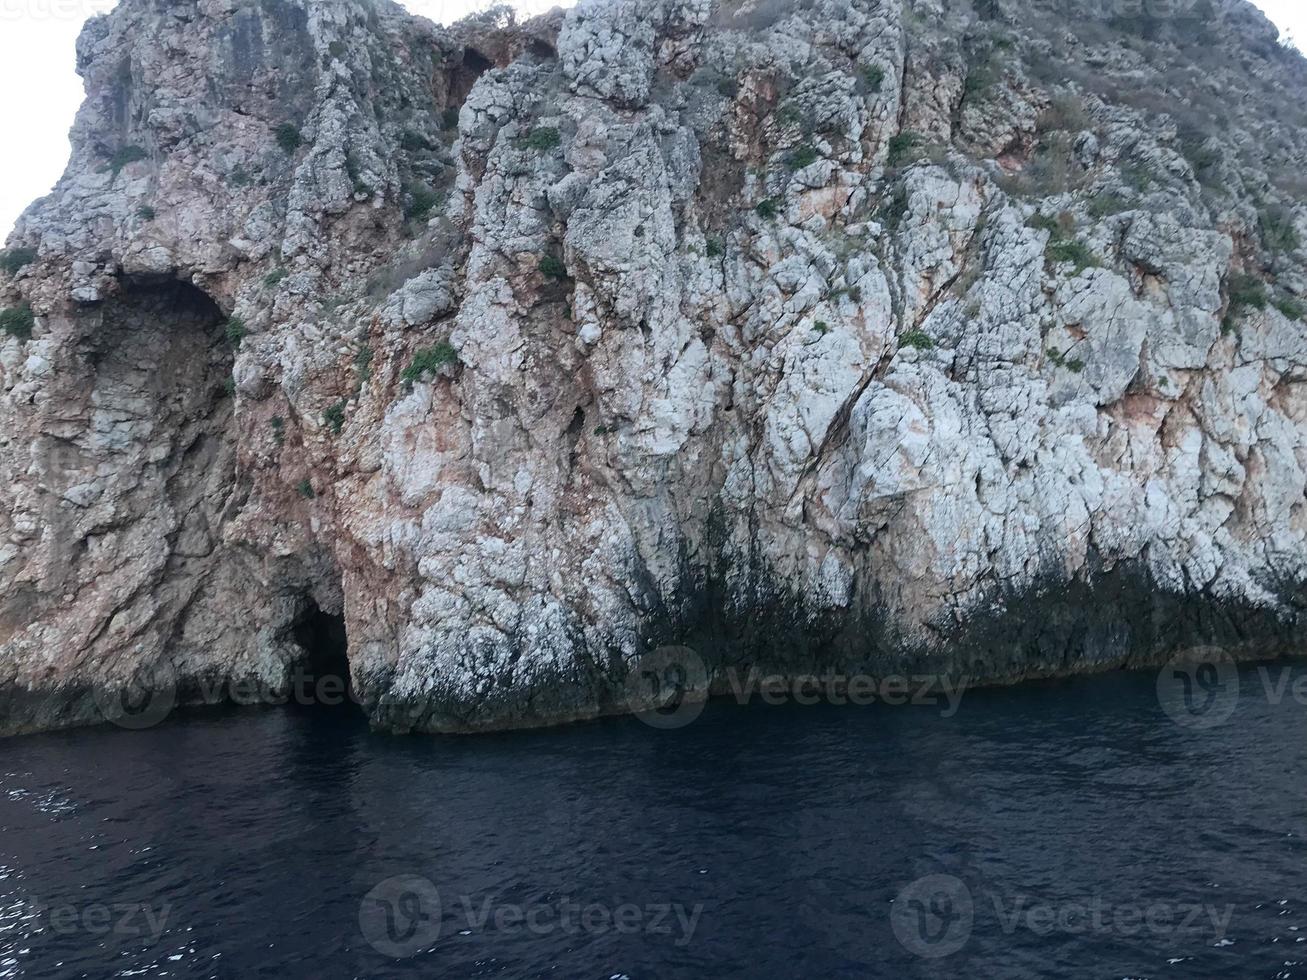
<box><xmin>275</xmin><ymin>123</ymin><xmax>304</xmax><ymax>154</ymax></box>
<box><xmin>755</xmin><ymin>198</ymin><xmax>780</xmax><ymax>220</ymax></box>
<box><xmin>717</xmin><ymin>77</ymin><xmax>740</xmax><ymax>99</ymax></box>
<box><xmin>539</xmin><ymin>255</ymin><xmax>569</xmax><ymax>279</ymax></box>
<box><xmin>862</xmin><ymin>65</ymin><xmax>885</xmax><ymax>93</ymax></box>
<box><xmin>224</xmin><ymin>315</ymin><xmax>248</xmax><ymax>348</ymax></box>
<box><xmin>705</xmin><ymin>237</ymin><xmax>724</xmax><ymax>258</ymax></box>
<box><xmin>400</xmin><ymin>129</ymin><xmax>433</xmax><ymax>153</ymax></box>
<box><xmin>900</xmin><ymin>329</ymin><xmax>934</xmax><ymax>350</ymax></box>
<box><xmin>1046</xmin><ymin>239</ymin><xmax>1099</xmax><ymax>274</ymax></box>
<box><xmin>328</xmin><ymin>40</ymin><xmax>346</xmax><ymax>59</ymax></box>
<box><xmin>593</xmin><ymin>425</ymin><xmax>609</xmax><ymax>436</ymax></box>
<box><xmin>224</xmin><ymin>375</ymin><xmax>237</xmax><ymax>398</ymax></box>
<box><xmin>263</xmin><ymin>268</ymin><xmax>288</xmax><ymax>288</ymax></box>
<box><xmin>354</xmin><ymin>343</ymin><xmax>374</xmax><ymax>383</ymax></box>
<box><xmin>1274</xmin><ymin>296</ymin><xmax>1306</xmax><ymax>321</ymax></box>
<box><xmin>441</xmin><ymin>107</ymin><xmax>461</xmax><ymax>130</ymax></box>
<box><xmin>813</xmin><ymin>321</ymin><xmax>830</xmax><ymax>335</ymax></box>
<box><xmin>0</xmin><ymin>247</ymin><xmax>36</xmax><ymax>274</ymax></box>
<box><xmin>776</xmin><ymin>104</ymin><xmax>804</xmax><ymax>129</ymax></box>
<box><xmin>1037</xmin><ymin>93</ymin><xmax>1090</xmax><ymax>133</ymax></box>
<box><xmin>1026</xmin><ymin>213</ymin><xmax>1060</xmax><ymax>234</ymax></box>
<box><xmin>1046</xmin><ymin>346</ymin><xmax>1085</xmax><ymax>372</ymax></box>
<box><xmin>323</xmin><ymin>400</ymin><xmax>347</xmax><ymax>435</ymax></box>
<box><xmin>297</xmin><ymin>478</ymin><xmax>315</xmax><ymax>499</ymax></box>
<box><xmin>107</xmin><ymin>145</ymin><xmax>148</xmax><ymax>177</ymax></box>
<box><xmin>404</xmin><ymin>185</ymin><xmax>441</xmax><ymax>223</ymax></box>
<box><xmin>0</xmin><ymin>303</ymin><xmax>34</xmax><ymax>339</ymax></box>
<box><xmin>886</xmin><ymin>131</ymin><xmax>923</xmax><ymax>168</ymax></box>
<box><xmin>402</xmin><ymin>341</ymin><xmax>459</xmax><ymax>389</ymax></box>
<box><xmin>880</xmin><ymin>186</ymin><xmax>910</xmax><ymax>232</ymax></box>
<box><xmin>1121</xmin><ymin>164</ymin><xmax>1154</xmax><ymax>194</ymax></box>
<box><xmin>346</xmin><ymin>152</ymin><xmax>374</xmax><ymax>198</ymax></box>
<box><xmin>787</xmin><ymin>144</ymin><xmax>819</xmax><ymax>170</ymax></box>
<box><xmin>523</xmin><ymin>127</ymin><xmax>562</xmax><ymax>152</ymax></box>
<box><xmin>229</xmin><ymin>166</ymin><xmax>253</xmax><ymax>188</ymax></box>
<box><xmin>1262</xmin><ymin>207</ymin><xmax>1300</xmax><ymax>254</ymax></box>
<box><xmin>1227</xmin><ymin>273</ymin><xmax>1268</xmax><ymax>313</ymax></box>
<box><xmin>1179</xmin><ymin>130</ymin><xmax>1220</xmax><ymax>183</ymax></box>
<box><xmin>271</xmin><ymin>416</ymin><xmax>285</xmax><ymax>447</ymax></box>
<box><xmin>136</xmin><ymin>205</ymin><xmax>156</xmax><ymax>221</ymax></box>
<box><xmin>1088</xmin><ymin>193</ymin><xmax>1130</xmax><ymax>219</ymax></box>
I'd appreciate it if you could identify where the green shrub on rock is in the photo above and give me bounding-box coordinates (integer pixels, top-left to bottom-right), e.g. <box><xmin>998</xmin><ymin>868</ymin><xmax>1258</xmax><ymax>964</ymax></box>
<box><xmin>0</xmin><ymin>248</ymin><xmax>36</xmax><ymax>274</ymax></box>
<box><xmin>539</xmin><ymin>255</ymin><xmax>569</xmax><ymax>279</ymax></box>
<box><xmin>275</xmin><ymin>123</ymin><xmax>303</xmax><ymax>154</ymax></box>
<box><xmin>0</xmin><ymin>303</ymin><xmax>34</xmax><ymax>340</ymax></box>
<box><xmin>323</xmin><ymin>400</ymin><xmax>347</xmax><ymax>435</ymax></box>
<box><xmin>402</xmin><ymin>342</ymin><xmax>458</xmax><ymax>389</ymax></box>
<box><xmin>523</xmin><ymin>127</ymin><xmax>562</xmax><ymax>152</ymax></box>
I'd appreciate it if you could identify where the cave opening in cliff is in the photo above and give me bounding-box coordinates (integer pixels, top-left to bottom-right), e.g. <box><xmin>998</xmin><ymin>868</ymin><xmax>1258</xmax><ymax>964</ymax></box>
<box><xmin>289</xmin><ymin>603</ymin><xmax>358</xmax><ymax>714</ymax></box>
<box><xmin>448</xmin><ymin>47</ymin><xmax>493</xmax><ymax>107</ymax></box>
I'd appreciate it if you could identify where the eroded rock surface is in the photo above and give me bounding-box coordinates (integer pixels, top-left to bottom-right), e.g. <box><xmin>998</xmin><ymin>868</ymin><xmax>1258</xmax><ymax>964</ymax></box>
<box><xmin>2</xmin><ymin>0</ymin><xmax>1307</xmax><ymax>734</ymax></box>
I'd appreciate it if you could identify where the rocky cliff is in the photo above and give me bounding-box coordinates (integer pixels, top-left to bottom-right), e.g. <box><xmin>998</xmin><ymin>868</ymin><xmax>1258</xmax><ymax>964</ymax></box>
<box><xmin>2</xmin><ymin>0</ymin><xmax>1306</xmax><ymax>735</ymax></box>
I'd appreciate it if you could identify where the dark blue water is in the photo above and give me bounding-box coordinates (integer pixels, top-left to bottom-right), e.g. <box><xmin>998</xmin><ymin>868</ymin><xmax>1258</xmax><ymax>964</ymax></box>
<box><xmin>3</xmin><ymin>659</ymin><xmax>1306</xmax><ymax>979</ymax></box>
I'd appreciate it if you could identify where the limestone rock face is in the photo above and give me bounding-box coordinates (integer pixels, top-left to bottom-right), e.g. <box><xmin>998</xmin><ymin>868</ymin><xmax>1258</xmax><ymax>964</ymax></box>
<box><xmin>2</xmin><ymin>0</ymin><xmax>1307</xmax><ymax>734</ymax></box>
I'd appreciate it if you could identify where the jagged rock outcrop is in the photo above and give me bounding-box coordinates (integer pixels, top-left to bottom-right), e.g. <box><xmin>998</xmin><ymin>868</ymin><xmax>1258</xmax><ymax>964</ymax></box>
<box><xmin>2</xmin><ymin>0</ymin><xmax>1306</xmax><ymax>735</ymax></box>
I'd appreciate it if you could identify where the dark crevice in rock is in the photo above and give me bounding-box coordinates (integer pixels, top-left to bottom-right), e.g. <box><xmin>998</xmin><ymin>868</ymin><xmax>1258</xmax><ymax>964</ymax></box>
<box><xmin>448</xmin><ymin>47</ymin><xmax>493</xmax><ymax>108</ymax></box>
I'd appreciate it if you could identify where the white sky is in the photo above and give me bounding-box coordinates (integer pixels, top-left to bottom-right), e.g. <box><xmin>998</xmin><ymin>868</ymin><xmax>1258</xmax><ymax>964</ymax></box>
<box><xmin>0</xmin><ymin>0</ymin><xmax>1302</xmax><ymax>238</ymax></box>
